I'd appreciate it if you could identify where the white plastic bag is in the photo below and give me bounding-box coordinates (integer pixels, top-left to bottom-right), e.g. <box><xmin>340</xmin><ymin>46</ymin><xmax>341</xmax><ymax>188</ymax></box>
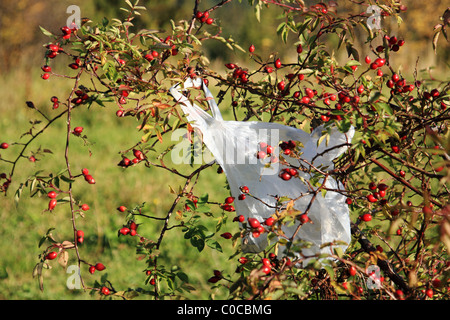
<box><xmin>169</xmin><ymin>78</ymin><xmax>354</xmax><ymax>263</ymax></box>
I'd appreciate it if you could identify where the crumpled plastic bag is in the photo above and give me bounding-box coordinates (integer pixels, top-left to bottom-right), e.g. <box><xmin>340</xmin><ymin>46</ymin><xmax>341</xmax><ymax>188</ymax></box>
<box><xmin>169</xmin><ymin>78</ymin><xmax>354</xmax><ymax>264</ymax></box>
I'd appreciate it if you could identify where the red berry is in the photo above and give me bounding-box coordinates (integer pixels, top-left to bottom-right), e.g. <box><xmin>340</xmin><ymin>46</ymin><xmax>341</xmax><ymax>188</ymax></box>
<box><xmin>95</xmin><ymin>263</ymin><xmax>106</xmax><ymax>271</ymax></box>
<box><xmin>364</xmin><ymin>56</ymin><xmax>371</xmax><ymax>64</ymax></box>
<box><xmin>205</xmin><ymin>18</ymin><xmax>214</xmax><ymax>25</ymax></box>
<box><xmin>237</xmin><ymin>215</ymin><xmax>245</xmax><ymax>222</ymax></box>
<box><xmin>392</xmin><ymin>73</ymin><xmax>400</xmax><ymax>82</ymax></box>
<box><xmin>117</xmin><ymin>206</ymin><xmax>126</xmax><ymax>213</ymax></box>
<box><xmin>220</xmin><ymin>232</ymin><xmax>233</xmax><ymax>239</ymax></box>
<box><xmin>76</xmin><ymin>230</ymin><xmax>84</xmax><ymax>238</ymax></box>
<box><xmin>361</xmin><ymin>213</ymin><xmax>372</xmax><ymax>222</ymax></box>
<box><xmin>48</xmin><ymin>199</ymin><xmax>57</xmax><ymax>211</ymax></box>
<box><xmin>277</xmin><ymin>80</ymin><xmax>286</xmax><ymax>91</ymax></box>
<box><xmin>296</xmin><ymin>44</ymin><xmax>303</xmax><ymax>54</ymax></box>
<box><xmin>349</xmin><ymin>266</ymin><xmax>357</xmax><ymax>276</ymax></box>
<box><xmin>430</xmin><ymin>89</ymin><xmax>440</xmax><ymax>98</ymax></box>
<box><xmin>81</xmin><ymin>204</ymin><xmax>90</xmax><ymax>211</ymax></box>
<box><xmin>257</xmin><ymin>151</ymin><xmax>267</xmax><ymax>159</ymax></box>
<box><xmin>46</xmin><ymin>251</ymin><xmax>58</xmax><ymax>260</ymax></box>
<box><xmin>129</xmin><ymin>221</ymin><xmax>138</xmax><ymax>231</ymax></box>
<box><xmin>374</xmin><ymin>58</ymin><xmax>386</xmax><ymax>67</ymax></box>
<box><xmin>387</xmin><ymin>80</ymin><xmax>394</xmax><ymax>88</ymax></box>
<box><xmin>367</xmin><ymin>194</ymin><xmax>377</xmax><ymax>203</ymax></box>
<box><xmin>264</xmin><ymin>66</ymin><xmax>273</xmax><ymax>73</ymax></box>
<box><xmin>89</xmin><ymin>265</ymin><xmax>96</xmax><ymax>274</ymax></box>
<box><xmin>264</xmin><ymin>217</ymin><xmax>275</xmax><ymax>226</ymax></box>
<box><xmin>119</xmin><ymin>227</ymin><xmax>130</xmax><ymax>235</ymax></box>
<box><xmin>84</xmin><ymin>174</ymin><xmax>95</xmax><ymax>184</ymax></box>
<box><xmin>248</xmin><ymin>218</ymin><xmax>261</xmax><ymax>229</ymax></box>
<box><xmin>42</xmin><ymin>73</ymin><xmax>50</xmax><ymax>80</ymax></box>
<box><xmin>274</xmin><ymin>58</ymin><xmax>282</xmax><ymax>69</ymax></box>
<box><xmin>222</xmin><ymin>204</ymin><xmax>235</xmax><ymax>212</ymax></box>
<box><xmin>42</xmin><ymin>65</ymin><xmax>52</xmax><ymax>72</ymax></box>
<box><xmin>299</xmin><ymin>214</ymin><xmax>310</xmax><ymax>224</ymax></box>
<box><xmin>73</xmin><ymin>127</ymin><xmax>83</xmax><ymax>135</ymax></box>
<box><xmin>391</xmin><ymin>146</ymin><xmax>400</xmax><ymax>153</ymax></box>
<box><xmin>225</xmin><ymin>196</ymin><xmax>234</xmax><ymax>204</ymax></box>
<box><xmin>261</xmin><ymin>266</ymin><xmax>271</xmax><ymax>275</ymax></box>
<box><xmin>240</xmin><ymin>186</ymin><xmax>249</xmax><ymax>193</ymax></box>
<box><xmin>249</xmin><ymin>44</ymin><xmax>255</xmax><ymax>53</ymax></box>
<box><xmin>238</xmin><ymin>194</ymin><xmax>246</xmax><ymax>201</ymax></box>
<box><xmin>47</xmin><ymin>191</ymin><xmax>58</xmax><ymax>199</ymax></box>
<box><xmin>370</xmin><ymin>62</ymin><xmax>378</xmax><ymax>70</ymax></box>
<box><xmin>238</xmin><ymin>257</ymin><xmax>248</xmax><ymax>264</ymax></box>
<box><xmin>280</xmin><ymin>171</ymin><xmax>291</xmax><ymax>181</ymax></box>
<box><xmin>133</xmin><ymin>149</ymin><xmax>144</xmax><ymax>160</ymax></box>
<box><xmin>422</xmin><ymin>205</ymin><xmax>433</xmax><ymax>215</ymax></box>
<box><xmin>82</xmin><ymin>168</ymin><xmax>89</xmax><ymax>176</ymax></box>
<box><xmin>101</xmin><ymin>287</ymin><xmax>110</xmax><ymax>295</ymax></box>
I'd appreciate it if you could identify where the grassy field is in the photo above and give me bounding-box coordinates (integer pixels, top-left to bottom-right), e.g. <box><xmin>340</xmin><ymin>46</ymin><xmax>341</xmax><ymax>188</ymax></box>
<box><xmin>0</xmin><ymin>61</ymin><xmax>243</xmax><ymax>300</ymax></box>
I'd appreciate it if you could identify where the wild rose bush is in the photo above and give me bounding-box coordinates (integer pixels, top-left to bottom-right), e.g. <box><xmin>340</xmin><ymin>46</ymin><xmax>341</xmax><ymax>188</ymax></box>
<box><xmin>1</xmin><ymin>0</ymin><xmax>449</xmax><ymax>300</ymax></box>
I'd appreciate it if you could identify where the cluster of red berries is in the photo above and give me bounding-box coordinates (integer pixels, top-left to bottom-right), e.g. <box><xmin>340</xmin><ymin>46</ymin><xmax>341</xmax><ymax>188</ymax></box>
<box><xmin>279</xmin><ymin>140</ymin><xmax>296</xmax><ymax>156</ymax></box>
<box><xmin>226</xmin><ymin>63</ymin><xmax>249</xmax><ymax>83</ymax></box>
<box><xmin>235</xmin><ymin>253</ymin><xmax>291</xmax><ymax>277</ymax></box>
<box><xmin>76</xmin><ymin>230</ymin><xmax>85</xmax><ymax>244</ymax></box>
<box><xmin>69</xmin><ymin>57</ymin><xmax>82</xmax><ymax>70</ymax></box>
<box><xmin>118</xmin><ymin>221</ymin><xmax>139</xmax><ymax>237</ymax></box>
<box><xmin>207</xmin><ymin>270</ymin><xmax>223</xmax><ymax>283</ymax></box>
<box><xmin>41</xmin><ymin>26</ymin><xmax>77</xmax><ymax>79</ymax></box>
<box><xmin>222</xmin><ymin>196</ymin><xmax>235</xmax><ymax>212</ymax></box>
<box><xmin>386</xmin><ymin>73</ymin><xmax>415</xmax><ymax>96</ymax></box>
<box><xmin>279</xmin><ymin>167</ymin><xmax>298</xmax><ymax>181</ymax></box>
<box><xmin>144</xmin><ymin>50</ymin><xmax>160</xmax><ymax>62</ymax></box>
<box><xmin>376</xmin><ymin>35</ymin><xmax>405</xmax><ymax>53</ymax></box>
<box><xmin>118</xmin><ymin>149</ymin><xmax>145</xmax><ymax>168</ymax></box>
<box><xmin>366</xmin><ymin>182</ymin><xmax>389</xmax><ymax>206</ymax></box>
<box><xmin>50</xmin><ymin>96</ymin><xmax>59</xmax><ymax>109</ymax></box>
<box><xmin>71</xmin><ymin>89</ymin><xmax>90</xmax><ymax>105</ymax></box>
<box><xmin>195</xmin><ymin>10</ymin><xmax>214</xmax><ymax>25</ymax></box>
<box><xmin>89</xmin><ymin>262</ymin><xmax>106</xmax><ymax>274</ymax></box>
<box><xmin>82</xmin><ymin>168</ymin><xmax>96</xmax><ymax>184</ymax></box>
<box><xmin>47</xmin><ymin>190</ymin><xmax>58</xmax><ymax>211</ymax></box>
<box><xmin>256</xmin><ymin>142</ymin><xmax>277</xmax><ymax>163</ymax></box>
<box><xmin>423</xmin><ymin>88</ymin><xmax>441</xmax><ymax>101</ymax></box>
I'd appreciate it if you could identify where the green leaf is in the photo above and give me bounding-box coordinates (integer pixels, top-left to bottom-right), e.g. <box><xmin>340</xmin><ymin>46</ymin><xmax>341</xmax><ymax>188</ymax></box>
<box><xmin>39</xmin><ymin>26</ymin><xmax>54</xmax><ymax>37</ymax></box>
<box><xmin>177</xmin><ymin>271</ymin><xmax>189</xmax><ymax>283</ymax></box>
<box><xmin>206</xmin><ymin>239</ymin><xmax>223</xmax><ymax>253</ymax></box>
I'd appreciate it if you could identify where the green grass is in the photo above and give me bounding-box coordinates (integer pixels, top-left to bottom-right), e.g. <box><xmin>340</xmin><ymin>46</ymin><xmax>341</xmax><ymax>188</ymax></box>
<box><xmin>0</xmin><ymin>63</ymin><xmax>240</xmax><ymax>300</ymax></box>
